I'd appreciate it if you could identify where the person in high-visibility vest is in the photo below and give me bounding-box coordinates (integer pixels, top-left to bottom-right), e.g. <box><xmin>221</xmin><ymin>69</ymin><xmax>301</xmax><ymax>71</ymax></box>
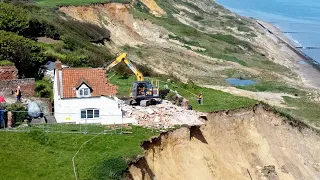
<box><xmin>198</xmin><ymin>92</ymin><xmax>203</xmax><ymax>104</ymax></box>
<box><xmin>15</xmin><ymin>86</ymin><xmax>22</xmax><ymax>102</ymax></box>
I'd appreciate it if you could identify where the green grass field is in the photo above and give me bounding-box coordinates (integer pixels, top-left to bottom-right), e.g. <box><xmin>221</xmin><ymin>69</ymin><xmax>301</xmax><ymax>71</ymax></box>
<box><xmin>0</xmin><ymin>126</ymin><xmax>157</xmax><ymax>180</ymax></box>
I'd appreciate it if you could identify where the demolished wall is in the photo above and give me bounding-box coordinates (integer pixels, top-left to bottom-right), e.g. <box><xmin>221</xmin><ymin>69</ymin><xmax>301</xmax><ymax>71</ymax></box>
<box><xmin>129</xmin><ymin>104</ymin><xmax>320</xmax><ymax>180</ymax></box>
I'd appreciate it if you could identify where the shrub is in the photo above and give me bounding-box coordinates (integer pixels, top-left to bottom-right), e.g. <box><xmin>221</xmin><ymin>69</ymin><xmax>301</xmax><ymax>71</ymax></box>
<box><xmin>35</xmin><ymin>83</ymin><xmax>46</xmax><ymax>92</ymax></box>
<box><xmin>0</xmin><ymin>30</ymin><xmax>46</xmax><ymax>78</ymax></box>
<box><xmin>96</xmin><ymin>157</ymin><xmax>127</xmax><ymax>180</ymax></box>
<box><xmin>39</xmin><ymin>89</ymin><xmax>51</xmax><ymax>98</ymax></box>
<box><xmin>0</xmin><ymin>2</ymin><xmax>30</xmax><ymax>34</ymax></box>
<box><xmin>23</xmin><ymin>18</ymin><xmax>60</xmax><ymax>39</ymax></box>
<box><xmin>39</xmin><ymin>89</ymin><xmax>52</xmax><ymax>98</ymax></box>
<box><xmin>6</xmin><ymin>103</ymin><xmax>27</xmax><ymax>123</ymax></box>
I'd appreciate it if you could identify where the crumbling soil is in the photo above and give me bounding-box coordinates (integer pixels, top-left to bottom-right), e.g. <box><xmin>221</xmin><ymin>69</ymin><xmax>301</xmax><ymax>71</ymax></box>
<box><xmin>122</xmin><ymin>100</ymin><xmax>206</xmax><ymax>128</ymax></box>
<box><xmin>129</xmin><ymin>104</ymin><xmax>320</xmax><ymax>180</ymax></box>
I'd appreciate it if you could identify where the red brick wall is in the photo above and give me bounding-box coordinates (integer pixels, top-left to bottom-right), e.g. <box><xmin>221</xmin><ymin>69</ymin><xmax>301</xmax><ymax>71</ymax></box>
<box><xmin>0</xmin><ymin>78</ymin><xmax>35</xmax><ymax>97</ymax></box>
<box><xmin>0</xmin><ymin>66</ymin><xmax>18</xmax><ymax>80</ymax></box>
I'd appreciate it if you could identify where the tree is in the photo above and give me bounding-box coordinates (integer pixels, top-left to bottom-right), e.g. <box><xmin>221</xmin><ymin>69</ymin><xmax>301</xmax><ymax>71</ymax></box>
<box><xmin>0</xmin><ymin>30</ymin><xmax>46</xmax><ymax>77</ymax></box>
<box><xmin>0</xmin><ymin>2</ymin><xmax>30</xmax><ymax>34</ymax></box>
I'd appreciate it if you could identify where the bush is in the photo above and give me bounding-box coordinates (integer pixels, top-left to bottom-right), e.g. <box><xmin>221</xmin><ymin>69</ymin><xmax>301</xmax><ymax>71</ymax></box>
<box><xmin>96</xmin><ymin>157</ymin><xmax>127</xmax><ymax>180</ymax></box>
<box><xmin>23</xmin><ymin>18</ymin><xmax>60</xmax><ymax>39</ymax></box>
<box><xmin>0</xmin><ymin>30</ymin><xmax>46</xmax><ymax>77</ymax></box>
<box><xmin>0</xmin><ymin>2</ymin><xmax>30</xmax><ymax>34</ymax></box>
<box><xmin>39</xmin><ymin>89</ymin><xmax>52</xmax><ymax>98</ymax></box>
<box><xmin>35</xmin><ymin>83</ymin><xmax>46</xmax><ymax>92</ymax></box>
<box><xmin>6</xmin><ymin>103</ymin><xmax>27</xmax><ymax>123</ymax></box>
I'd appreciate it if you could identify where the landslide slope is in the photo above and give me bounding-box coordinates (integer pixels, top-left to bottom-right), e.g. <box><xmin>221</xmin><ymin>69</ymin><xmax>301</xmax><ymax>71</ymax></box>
<box><xmin>59</xmin><ymin>0</ymin><xmax>298</xmax><ymax>86</ymax></box>
<box><xmin>129</xmin><ymin>104</ymin><xmax>320</xmax><ymax>180</ymax></box>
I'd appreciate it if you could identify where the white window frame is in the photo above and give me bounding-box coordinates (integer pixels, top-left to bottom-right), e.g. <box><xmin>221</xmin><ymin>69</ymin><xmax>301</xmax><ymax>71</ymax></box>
<box><xmin>78</xmin><ymin>85</ymin><xmax>91</xmax><ymax>98</ymax></box>
<box><xmin>81</xmin><ymin>109</ymin><xmax>99</xmax><ymax>119</ymax></box>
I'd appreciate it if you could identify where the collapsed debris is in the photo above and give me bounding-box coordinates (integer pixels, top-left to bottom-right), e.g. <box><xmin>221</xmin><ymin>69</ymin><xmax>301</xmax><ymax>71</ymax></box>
<box><xmin>121</xmin><ymin>100</ymin><xmax>206</xmax><ymax>128</ymax></box>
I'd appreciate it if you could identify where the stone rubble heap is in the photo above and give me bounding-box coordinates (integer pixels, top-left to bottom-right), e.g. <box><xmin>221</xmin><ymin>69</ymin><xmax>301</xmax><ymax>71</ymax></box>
<box><xmin>121</xmin><ymin>100</ymin><xmax>206</xmax><ymax>128</ymax></box>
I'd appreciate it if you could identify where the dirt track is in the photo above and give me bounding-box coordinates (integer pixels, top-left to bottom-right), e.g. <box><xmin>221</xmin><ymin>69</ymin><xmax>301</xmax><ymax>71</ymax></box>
<box><xmin>129</xmin><ymin>104</ymin><xmax>320</xmax><ymax>180</ymax></box>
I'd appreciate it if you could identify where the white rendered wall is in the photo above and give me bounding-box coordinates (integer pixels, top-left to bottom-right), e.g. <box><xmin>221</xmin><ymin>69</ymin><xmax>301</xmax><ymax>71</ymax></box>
<box><xmin>53</xmin><ymin>70</ymin><xmax>123</xmax><ymax>125</ymax></box>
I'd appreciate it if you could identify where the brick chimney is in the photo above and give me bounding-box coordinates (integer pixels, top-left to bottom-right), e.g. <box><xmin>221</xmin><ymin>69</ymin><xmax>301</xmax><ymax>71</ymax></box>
<box><xmin>55</xmin><ymin>60</ymin><xmax>62</xmax><ymax>70</ymax></box>
<box><xmin>55</xmin><ymin>60</ymin><xmax>62</xmax><ymax>97</ymax></box>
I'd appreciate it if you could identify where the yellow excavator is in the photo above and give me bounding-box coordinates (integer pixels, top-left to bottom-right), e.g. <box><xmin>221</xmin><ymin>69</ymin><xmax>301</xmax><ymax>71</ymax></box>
<box><xmin>106</xmin><ymin>53</ymin><xmax>160</xmax><ymax>106</ymax></box>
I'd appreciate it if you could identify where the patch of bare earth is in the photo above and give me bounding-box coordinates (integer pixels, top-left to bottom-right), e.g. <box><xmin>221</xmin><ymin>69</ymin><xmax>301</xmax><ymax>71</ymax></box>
<box><xmin>129</xmin><ymin>104</ymin><xmax>320</xmax><ymax>180</ymax></box>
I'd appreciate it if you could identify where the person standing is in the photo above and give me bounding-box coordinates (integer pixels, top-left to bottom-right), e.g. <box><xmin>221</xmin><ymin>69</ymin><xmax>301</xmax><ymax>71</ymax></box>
<box><xmin>198</xmin><ymin>92</ymin><xmax>203</xmax><ymax>105</ymax></box>
<box><xmin>15</xmin><ymin>86</ymin><xmax>22</xmax><ymax>102</ymax></box>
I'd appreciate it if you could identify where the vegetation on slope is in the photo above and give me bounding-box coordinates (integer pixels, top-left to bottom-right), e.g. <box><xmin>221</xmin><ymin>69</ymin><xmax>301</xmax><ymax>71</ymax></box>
<box><xmin>0</xmin><ymin>2</ymin><xmax>114</xmax><ymax>77</ymax></box>
<box><xmin>132</xmin><ymin>1</ymin><xmax>293</xmax><ymax>78</ymax></box>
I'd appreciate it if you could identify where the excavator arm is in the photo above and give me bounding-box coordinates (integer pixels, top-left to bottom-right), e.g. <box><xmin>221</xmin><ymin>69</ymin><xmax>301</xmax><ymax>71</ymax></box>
<box><xmin>106</xmin><ymin>53</ymin><xmax>144</xmax><ymax>81</ymax></box>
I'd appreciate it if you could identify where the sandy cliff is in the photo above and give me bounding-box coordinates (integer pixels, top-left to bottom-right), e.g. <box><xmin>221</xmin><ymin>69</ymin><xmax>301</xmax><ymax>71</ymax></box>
<box><xmin>129</xmin><ymin>104</ymin><xmax>320</xmax><ymax>180</ymax></box>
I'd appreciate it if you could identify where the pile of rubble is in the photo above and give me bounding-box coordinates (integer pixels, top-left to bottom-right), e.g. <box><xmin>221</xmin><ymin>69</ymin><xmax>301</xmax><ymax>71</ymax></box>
<box><xmin>121</xmin><ymin>100</ymin><xmax>206</xmax><ymax>128</ymax></box>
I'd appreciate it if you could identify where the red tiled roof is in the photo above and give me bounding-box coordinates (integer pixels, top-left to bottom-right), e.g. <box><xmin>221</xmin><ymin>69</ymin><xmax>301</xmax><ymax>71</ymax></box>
<box><xmin>60</xmin><ymin>68</ymin><xmax>117</xmax><ymax>98</ymax></box>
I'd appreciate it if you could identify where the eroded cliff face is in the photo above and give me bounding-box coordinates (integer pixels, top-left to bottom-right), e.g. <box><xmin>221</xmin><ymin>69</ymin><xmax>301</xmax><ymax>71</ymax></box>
<box><xmin>58</xmin><ymin>1</ymin><xmax>307</xmax><ymax>94</ymax></box>
<box><xmin>138</xmin><ymin>0</ymin><xmax>166</xmax><ymax>16</ymax></box>
<box><xmin>129</xmin><ymin>105</ymin><xmax>320</xmax><ymax>180</ymax></box>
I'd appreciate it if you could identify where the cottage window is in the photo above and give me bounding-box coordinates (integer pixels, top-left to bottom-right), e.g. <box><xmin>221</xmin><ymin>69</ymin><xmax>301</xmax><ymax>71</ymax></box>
<box><xmin>79</xmin><ymin>88</ymin><xmax>90</xmax><ymax>97</ymax></box>
<box><xmin>81</xmin><ymin>109</ymin><xmax>99</xmax><ymax>119</ymax></box>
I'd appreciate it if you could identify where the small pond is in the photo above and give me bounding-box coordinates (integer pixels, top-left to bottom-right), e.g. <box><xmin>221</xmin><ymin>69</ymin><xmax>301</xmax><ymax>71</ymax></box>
<box><xmin>226</xmin><ymin>78</ymin><xmax>257</xmax><ymax>86</ymax></box>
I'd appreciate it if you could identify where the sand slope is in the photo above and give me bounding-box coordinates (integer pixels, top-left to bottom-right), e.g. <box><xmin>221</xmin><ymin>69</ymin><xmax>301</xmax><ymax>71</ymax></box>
<box><xmin>129</xmin><ymin>104</ymin><xmax>320</xmax><ymax>180</ymax></box>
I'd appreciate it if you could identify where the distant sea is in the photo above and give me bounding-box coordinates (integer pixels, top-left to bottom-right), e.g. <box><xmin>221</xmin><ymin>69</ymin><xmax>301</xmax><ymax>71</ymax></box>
<box><xmin>216</xmin><ymin>0</ymin><xmax>320</xmax><ymax>63</ymax></box>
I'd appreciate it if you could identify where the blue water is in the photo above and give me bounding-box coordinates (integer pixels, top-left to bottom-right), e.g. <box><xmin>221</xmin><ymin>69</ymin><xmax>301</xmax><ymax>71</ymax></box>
<box><xmin>216</xmin><ymin>0</ymin><xmax>320</xmax><ymax>63</ymax></box>
<box><xmin>226</xmin><ymin>78</ymin><xmax>257</xmax><ymax>86</ymax></box>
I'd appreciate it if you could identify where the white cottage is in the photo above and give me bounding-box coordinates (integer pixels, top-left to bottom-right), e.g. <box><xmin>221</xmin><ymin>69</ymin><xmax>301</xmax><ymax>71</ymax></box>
<box><xmin>53</xmin><ymin>61</ymin><xmax>123</xmax><ymax>125</ymax></box>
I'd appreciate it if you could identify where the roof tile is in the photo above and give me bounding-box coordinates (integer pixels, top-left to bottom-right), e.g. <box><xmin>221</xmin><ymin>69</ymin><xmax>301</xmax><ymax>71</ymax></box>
<box><xmin>60</xmin><ymin>68</ymin><xmax>117</xmax><ymax>98</ymax></box>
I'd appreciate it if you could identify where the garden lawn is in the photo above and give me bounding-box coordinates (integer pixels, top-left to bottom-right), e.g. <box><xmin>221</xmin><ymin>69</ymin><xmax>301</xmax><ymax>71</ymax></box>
<box><xmin>0</xmin><ymin>126</ymin><xmax>156</xmax><ymax>180</ymax></box>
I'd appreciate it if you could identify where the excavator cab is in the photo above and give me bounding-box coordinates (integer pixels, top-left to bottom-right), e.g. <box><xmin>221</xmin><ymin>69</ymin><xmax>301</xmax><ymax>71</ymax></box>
<box><xmin>131</xmin><ymin>81</ymin><xmax>159</xmax><ymax>99</ymax></box>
